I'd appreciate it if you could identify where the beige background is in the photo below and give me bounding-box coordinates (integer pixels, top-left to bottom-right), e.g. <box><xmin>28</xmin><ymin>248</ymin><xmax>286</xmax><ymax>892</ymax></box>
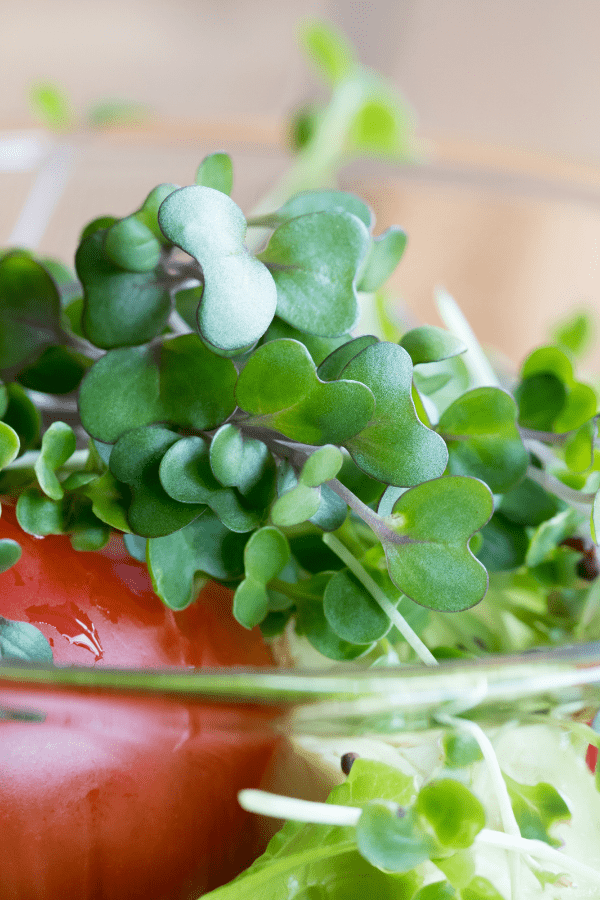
<box><xmin>3</xmin><ymin>0</ymin><xmax>600</xmax><ymax>366</ymax></box>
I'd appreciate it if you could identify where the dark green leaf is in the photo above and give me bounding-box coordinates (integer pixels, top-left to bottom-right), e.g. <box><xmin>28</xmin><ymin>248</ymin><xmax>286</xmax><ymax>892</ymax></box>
<box><xmin>209</xmin><ymin>424</ymin><xmax>273</xmax><ymax>495</ymax></box>
<box><xmin>236</xmin><ymin>339</ymin><xmax>375</xmax><ymax>445</ymax></box>
<box><xmin>323</xmin><ymin>568</ymin><xmax>395</xmax><ymax>643</ymax></box>
<box><xmin>17</xmin><ymin>345</ymin><xmax>91</xmax><ymax>394</ymax></box>
<box><xmin>16</xmin><ymin>488</ymin><xmax>68</xmax><ymax>535</ymax></box>
<box><xmin>416</xmin><ymin>780</ymin><xmax>485</xmax><ymax>848</ymax></box>
<box><xmin>296</xmin><ymin>580</ymin><xmax>369</xmax><ymax>660</ymax></box>
<box><xmin>82</xmin><ymin>471</ymin><xmax>131</xmax><ymax>533</ymax></box>
<box><xmin>0</xmin><ymin>251</ymin><xmax>64</xmax><ymax>373</ymax></box>
<box><xmin>147</xmin><ymin>512</ymin><xmax>247</xmax><ymax>608</ymax></box>
<box><xmin>0</xmin><ymin>616</ymin><xmax>53</xmax><ymax>663</ymax></box>
<box><xmin>317</xmin><ymin>335</ymin><xmax>379</xmax><ymax>382</ymax></box>
<box><xmin>399</xmin><ymin>326</ymin><xmax>466</xmax><ymax>366</ymax></box>
<box><xmin>159</xmin><ymin>436</ymin><xmax>262</xmax><ymax>532</ymax></box>
<box><xmin>382</xmin><ymin>476</ymin><xmax>492</xmax><ymax>612</ymax></box>
<box><xmin>357</xmin><ymin>227</ymin><xmax>407</xmax><ymax>293</ymax></box>
<box><xmin>437</xmin><ymin>388</ymin><xmax>528</xmax><ymax>493</ymax></box>
<box><xmin>79</xmin><ymin>334</ymin><xmax>237</xmax><ymax>444</ymax></box>
<box><xmin>259</xmin><ymin>212</ymin><xmax>370</xmax><ymax>336</ymax></box>
<box><xmin>475</xmin><ymin>513</ymin><xmax>528</xmax><ymax>572</ymax></box>
<box><xmin>158</xmin><ymin>185</ymin><xmax>277</xmax><ymax>352</ymax></box>
<box><xmin>195</xmin><ymin>152</ymin><xmax>233</xmax><ymax>195</ymax></box>
<box><xmin>109</xmin><ymin>426</ymin><xmax>205</xmax><ymax>537</ymax></box>
<box><xmin>258</xmin><ymin>315</ymin><xmax>352</xmax><ymax>366</ymax></box>
<box><xmin>342</xmin><ymin>342</ymin><xmax>448</xmax><ymax>485</ymax></box>
<box><xmin>309</xmin><ymin>483</ymin><xmax>348</xmax><ymax>531</ymax></box>
<box><xmin>104</xmin><ymin>183</ymin><xmax>178</xmax><ymax>273</ymax></box>
<box><xmin>498</xmin><ymin>477</ymin><xmax>564</xmax><ymax>526</ymax></box>
<box><xmin>77</xmin><ymin>230</ymin><xmax>171</xmax><ymax>348</ymax></box>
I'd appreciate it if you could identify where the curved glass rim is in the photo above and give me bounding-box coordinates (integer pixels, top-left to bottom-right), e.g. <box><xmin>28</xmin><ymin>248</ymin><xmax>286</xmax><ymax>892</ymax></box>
<box><xmin>2</xmin><ymin>641</ymin><xmax>600</xmax><ymax>734</ymax></box>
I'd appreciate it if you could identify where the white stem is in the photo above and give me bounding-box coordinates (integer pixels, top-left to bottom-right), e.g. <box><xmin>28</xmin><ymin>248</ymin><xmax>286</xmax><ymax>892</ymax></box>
<box><xmin>322</xmin><ymin>533</ymin><xmax>438</xmax><ymax>667</ymax></box>
<box><xmin>8</xmin><ymin>139</ymin><xmax>77</xmax><ymax>250</ymax></box>
<box><xmin>437</xmin><ymin>713</ymin><xmax>522</xmax><ymax>899</ymax></box>
<box><xmin>435</xmin><ymin>286</ymin><xmax>502</xmax><ymax>389</ymax></box>
<box><xmin>238</xmin><ymin>789</ymin><xmax>361</xmax><ymax>826</ymax></box>
<box><xmin>476</xmin><ymin>828</ymin><xmax>600</xmax><ymax>887</ymax></box>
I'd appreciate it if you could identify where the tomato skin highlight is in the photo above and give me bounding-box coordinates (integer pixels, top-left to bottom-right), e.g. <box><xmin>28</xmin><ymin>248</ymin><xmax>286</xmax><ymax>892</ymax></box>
<box><xmin>0</xmin><ymin>507</ymin><xmax>278</xmax><ymax>900</ymax></box>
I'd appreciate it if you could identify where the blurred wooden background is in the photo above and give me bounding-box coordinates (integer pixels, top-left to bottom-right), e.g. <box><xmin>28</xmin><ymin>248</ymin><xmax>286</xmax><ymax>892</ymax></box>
<box><xmin>3</xmin><ymin>0</ymin><xmax>600</xmax><ymax>368</ymax></box>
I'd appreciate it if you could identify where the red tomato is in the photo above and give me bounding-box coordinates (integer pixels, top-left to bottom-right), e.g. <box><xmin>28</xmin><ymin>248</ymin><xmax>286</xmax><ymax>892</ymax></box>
<box><xmin>0</xmin><ymin>506</ymin><xmax>278</xmax><ymax>900</ymax></box>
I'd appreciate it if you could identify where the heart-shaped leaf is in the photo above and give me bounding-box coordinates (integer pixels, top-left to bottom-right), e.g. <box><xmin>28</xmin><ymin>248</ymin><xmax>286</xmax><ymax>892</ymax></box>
<box><xmin>235</xmin><ymin>339</ymin><xmax>375</xmax><ymax>445</ymax></box>
<box><xmin>416</xmin><ymin>780</ymin><xmax>485</xmax><ymax>849</ymax></box>
<box><xmin>0</xmin><ymin>251</ymin><xmax>64</xmax><ymax>373</ymax></box>
<box><xmin>34</xmin><ymin>421</ymin><xmax>77</xmax><ymax>501</ymax></box>
<box><xmin>159</xmin><ymin>436</ymin><xmax>263</xmax><ymax>532</ymax></box>
<box><xmin>17</xmin><ymin>345</ymin><xmax>91</xmax><ymax>394</ymax></box>
<box><xmin>209</xmin><ymin>423</ymin><xmax>272</xmax><ymax>494</ymax></box>
<box><xmin>503</xmin><ymin>773</ymin><xmax>571</xmax><ymax>847</ymax></box>
<box><xmin>252</xmin><ymin>190</ymin><xmax>372</xmax><ymax>230</ymax></box>
<box><xmin>275</xmin><ymin>460</ymin><xmax>346</xmax><ymax>532</ymax></box>
<box><xmin>79</xmin><ymin>334</ymin><xmax>237</xmax><ymax>444</ymax></box>
<box><xmin>357</xmin><ymin>227</ymin><xmax>407</xmax><ymax>293</ymax></box>
<box><xmin>233</xmin><ymin>526</ymin><xmax>290</xmax><ymax>628</ymax></box>
<box><xmin>323</xmin><ymin>568</ymin><xmax>395</xmax><ymax>644</ymax></box>
<box><xmin>109</xmin><ymin>426</ymin><xmax>206</xmax><ymax>537</ymax></box>
<box><xmin>317</xmin><ymin>335</ymin><xmax>379</xmax><ymax>382</ymax></box>
<box><xmin>300</xmin><ymin>444</ymin><xmax>344</xmax><ymax>487</ymax></box>
<box><xmin>437</xmin><ymin>387</ymin><xmax>528</xmax><ymax>493</ymax></box>
<box><xmin>342</xmin><ymin>342</ymin><xmax>448</xmax><ymax>485</ymax></box>
<box><xmin>399</xmin><ymin>326</ymin><xmax>466</xmax><ymax>366</ymax></box>
<box><xmin>147</xmin><ymin>512</ymin><xmax>247</xmax><ymax>609</ymax></box>
<box><xmin>195</xmin><ymin>152</ymin><xmax>234</xmax><ymax>195</ymax></box>
<box><xmin>295</xmin><ymin>581</ymin><xmax>368</xmax><ymax>660</ymax></box>
<box><xmin>258</xmin><ymin>211</ymin><xmax>370</xmax><ymax>336</ymax></box>
<box><xmin>103</xmin><ymin>183</ymin><xmax>179</xmax><ymax>273</ymax></box>
<box><xmin>77</xmin><ymin>230</ymin><xmax>172</xmax><ymax>348</ymax></box>
<box><xmin>258</xmin><ymin>316</ymin><xmax>353</xmax><ymax>366</ymax></box>
<box><xmin>158</xmin><ymin>185</ymin><xmax>277</xmax><ymax>352</ymax></box>
<box><xmin>564</xmin><ymin>417</ymin><xmax>598</xmax><ymax>472</ymax></box>
<box><xmin>382</xmin><ymin>476</ymin><xmax>493</xmax><ymax>611</ymax></box>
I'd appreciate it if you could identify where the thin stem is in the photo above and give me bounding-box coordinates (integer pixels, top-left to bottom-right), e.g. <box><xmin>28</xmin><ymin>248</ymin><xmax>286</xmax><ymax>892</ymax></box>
<box><xmin>437</xmin><ymin>712</ymin><xmax>521</xmax><ymax>899</ymax></box>
<box><xmin>526</xmin><ymin>465</ymin><xmax>595</xmax><ymax>508</ymax></box>
<box><xmin>322</xmin><ymin>532</ymin><xmax>438</xmax><ymax>667</ymax></box>
<box><xmin>476</xmin><ymin>828</ymin><xmax>600</xmax><ymax>888</ymax></box>
<box><xmin>4</xmin><ymin>448</ymin><xmax>90</xmax><ymax>472</ymax></box>
<box><xmin>238</xmin><ymin>789</ymin><xmax>361</xmax><ymax>826</ymax></box>
<box><xmin>325</xmin><ymin>477</ymin><xmax>412</xmax><ymax>546</ymax></box>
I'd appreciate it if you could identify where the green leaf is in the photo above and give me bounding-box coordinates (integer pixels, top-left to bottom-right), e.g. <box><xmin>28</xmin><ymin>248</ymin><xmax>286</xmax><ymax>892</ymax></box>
<box><xmin>503</xmin><ymin>772</ymin><xmax>571</xmax><ymax>847</ymax></box>
<box><xmin>34</xmin><ymin>422</ymin><xmax>76</xmax><ymax>500</ymax></box>
<box><xmin>209</xmin><ymin>424</ymin><xmax>273</xmax><ymax>496</ymax></box>
<box><xmin>77</xmin><ymin>230</ymin><xmax>172</xmax><ymax>348</ymax></box>
<box><xmin>79</xmin><ymin>334</ymin><xmax>237</xmax><ymax>444</ymax></box>
<box><xmin>345</xmin><ymin>72</ymin><xmax>414</xmax><ymax>159</ymax></box>
<box><xmin>256</xmin><ymin>190</ymin><xmax>372</xmax><ymax>230</ymax></box>
<box><xmin>382</xmin><ymin>476</ymin><xmax>492</xmax><ymax>612</ymax></box>
<box><xmin>302</xmin><ymin>21</ymin><xmax>356</xmax><ymax>85</ymax></box>
<box><xmin>475</xmin><ymin>513</ymin><xmax>528</xmax><ymax>572</ymax></box>
<box><xmin>195</xmin><ymin>152</ymin><xmax>233</xmax><ymax>195</ymax></box>
<box><xmin>460</xmin><ymin>877</ymin><xmax>505</xmax><ymax>900</ymax></box>
<box><xmin>29</xmin><ymin>82</ymin><xmax>72</xmax><ymax>131</ymax></box>
<box><xmin>342</xmin><ymin>342</ymin><xmax>448</xmax><ymax>486</ymax></box>
<box><xmin>416</xmin><ymin>780</ymin><xmax>485</xmax><ymax>849</ymax></box>
<box><xmin>0</xmin><ymin>251</ymin><xmax>64</xmax><ymax>373</ymax></box>
<box><xmin>236</xmin><ymin>339</ymin><xmax>375</xmax><ymax>445</ymax></box>
<box><xmin>323</xmin><ymin>568</ymin><xmax>396</xmax><ymax>644</ymax></box>
<box><xmin>300</xmin><ymin>445</ymin><xmax>344</xmax><ymax>487</ymax></box>
<box><xmin>356</xmin><ymin>802</ymin><xmax>435</xmax><ymax>873</ymax></box>
<box><xmin>147</xmin><ymin>512</ymin><xmax>247</xmax><ymax>609</ymax></box>
<box><xmin>276</xmin><ymin>462</ymin><xmax>346</xmax><ymax>533</ymax></box>
<box><xmin>437</xmin><ymin>388</ymin><xmax>528</xmax><ymax>493</ymax></box>
<box><xmin>309</xmin><ymin>483</ymin><xmax>348</xmax><ymax>532</ymax></box>
<box><xmin>17</xmin><ymin>345</ymin><xmax>91</xmax><ymax>394</ymax></box>
<box><xmin>158</xmin><ymin>185</ymin><xmax>277</xmax><ymax>352</ymax></box>
<box><xmin>498</xmin><ymin>477</ymin><xmax>563</xmax><ymax>527</ymax></box>
<box><xmin>553</xmin><ymin>381</ymin><xmax>597</xmax><ymax>433</ymax></box>
<box><xmin>564</xmin><ymin>417</ymin><xmax>598</xmax><ymax>473</ymax></box>
<box><xmin>16</xmin><ymin>488</ymin><xmax>68</xmax><ymax>536</ymax></box>
<box><xmin>233</xmin><ymin>527</ymin><xmax>291</xmax><ymax>628</ymax></box>
<box><xmin>516</xmin><ymin>345</ymin><xmax>597</xmax><ymax>432</ymax></box>
<box><xmin>0</xmin><ymin>421</ymin><xmax>20</xmax><ymax>469</ymax></box>
<box><xmin>442</xmin><ymin>732</ymin><xmax>483</xmax><ymax>768</ymax></box>
<box><xmin>296</xmin><ymin>579</ymin><xmax>369</xmax><ymax>660</ymax></box>
<box><xmin>259</xmin><ymin>212</ymin><xmax>370</xmax><ymax>336</ymax></box>
<box><xmin>515</xmin><ymin>373</ymin><xmax>566</xmax><ymax>431</ymax></box>
<box><xmin>317</xmin><ymin>335</ymin><xmax>379</xmax><ymax>382</ymax></box>
<box><xmin>550</xmin><ymin>309</ymin><xmax>594</xmax><ymax>358</ymax></box>
<box><xmin>526</xmin><ymin>508</ymin><xmax>578</xmax><ymax>567</ymax></box>
<box><xmin>82</xmin><ymin>471</ymin><xmax>131</xmax><ymax>533</ymax></box>
<box><xmin>109</xmin><ymin>426</ymin><xmax>205</xmax><ymax>537</ymax></box>
<box><xmin>159</xmin><ymin>436</ymin><xmax>262</xmax><ymax>532</ymax></box>
<box><xmin>0</xmin><ymin>616</ymin><xmax>54</xmax><ymax>663</ymax></box>
<box><xmin>0</xmin><ymin>538</ymin><xmax>22</xmax><ymax>574</ymax></box>
<box><xmin>271</xmin><ymin>482</ymin><xmax>321</xmax><ymax>528</ymax></box>
<box><xmin>412</xmin><ymin>883</ymin><xmax>456</xmax><ymax>900</ymax></box>
<box><xmin>357</xmin><ymin>228</ymin><xmax>407</xmax><ymax>293</ymax></box>
<box><xmin>258</xmin><ymin>315</ymin><xmax>353</xmax><ymax>366</ymax></box>
<box><xmin>86</xmin><ymin>99</ymin><xmax>149</xmax><ymax>128</ymax></box>
<box><xmin>103</xmin><ymin>184</ymin><xmax>178</xmax><ymax>273</ymax></box>
<box><xmin>399</xmin><ymin>326</ymin><xmax>466</xmax><ymax>366</ymax></box>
